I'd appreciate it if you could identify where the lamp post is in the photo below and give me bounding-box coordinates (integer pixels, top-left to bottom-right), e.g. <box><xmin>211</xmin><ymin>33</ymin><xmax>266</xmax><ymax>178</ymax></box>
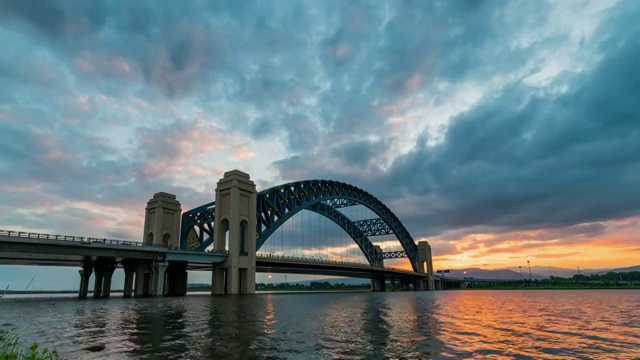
<box><xmin>527</xmin><ymin>260</ymin><xmax>532</xmax><ymax>280</ymax></box>
<box><xmin>519</xmin><ymin>266</ymin><xmax>523</xmax><ymax>281</ymax></box>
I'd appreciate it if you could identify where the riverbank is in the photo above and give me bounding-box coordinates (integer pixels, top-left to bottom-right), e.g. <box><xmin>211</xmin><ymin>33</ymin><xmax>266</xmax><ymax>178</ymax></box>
<box><xmin>462</xmin><ymin>285</ymin><xmax>640</xmax><ymax>290</ymax></box>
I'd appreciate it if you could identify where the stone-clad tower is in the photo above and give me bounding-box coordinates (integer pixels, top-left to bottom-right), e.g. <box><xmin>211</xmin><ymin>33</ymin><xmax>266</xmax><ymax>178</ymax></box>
<box><xmin>143</xmin><ymin>192</ymin><xmax>181</xmax><ymax>247</ymax></box>
<box><xmin>211</xmin><ymin>170</ymin><xmax>257</xmax><ymax>294</ymax></box>
<box><xmin>418</xmin><ymin>241</ymin><xmax>435</xmax><ymax>290</ymax></box>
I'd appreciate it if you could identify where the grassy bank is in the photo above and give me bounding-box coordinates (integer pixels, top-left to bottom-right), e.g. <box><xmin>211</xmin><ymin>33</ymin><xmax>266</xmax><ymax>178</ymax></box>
<box><xmin>0</xmin><ymin>331</ymin><xmax>59</xmax><ymax>360</ymax></box>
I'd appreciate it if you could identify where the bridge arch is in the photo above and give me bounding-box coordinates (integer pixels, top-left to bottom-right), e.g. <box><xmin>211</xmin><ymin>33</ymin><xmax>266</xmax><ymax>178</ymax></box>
<box><xmin>180</xmin><ymin>180</ymin><xmax>419</xmax><ymax>271</ymax></box>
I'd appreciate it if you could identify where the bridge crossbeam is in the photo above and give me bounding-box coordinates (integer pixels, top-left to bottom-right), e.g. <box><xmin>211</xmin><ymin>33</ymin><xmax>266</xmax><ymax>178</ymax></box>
<box><xmin>352</xmin><ymin>218</ymin><xmax>394</xmax><ymax>237</ymax></box>
<box><xmin>382</xmin><ymin>251</ymin><xmax>407</xmax><ymax>259</ymax></box>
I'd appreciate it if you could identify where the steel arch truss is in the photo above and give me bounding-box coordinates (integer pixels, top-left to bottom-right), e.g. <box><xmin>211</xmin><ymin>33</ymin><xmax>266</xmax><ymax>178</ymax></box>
<box><xmin>382</xmin><ymin>251</ymin><xmax>408</xmax><ymax>259</ymax></box>
<box><xmin>307</xmin><ymin>203</ymin><xmax>379</xmax><ymax>265</ymax></box>
<box><xmin>352</xmin><ymin>218</ymin><xmax>393</xmax><ymax>237</ymax></box>
<box><xmin>180</xmin><ymin>201</ymin><xmax>215</xmax><ymax>251</ymax></box>
<box><xmin>256</xmin><ymin>180</ymin><xmax>419</xmax><ymax>271</ymax></box>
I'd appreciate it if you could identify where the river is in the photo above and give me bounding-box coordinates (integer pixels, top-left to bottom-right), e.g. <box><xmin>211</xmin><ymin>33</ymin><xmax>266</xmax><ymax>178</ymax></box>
<box><xmin>1</xmin><ymin>290</ymin><xmax>639</xmax><ymax>359</ymax></box>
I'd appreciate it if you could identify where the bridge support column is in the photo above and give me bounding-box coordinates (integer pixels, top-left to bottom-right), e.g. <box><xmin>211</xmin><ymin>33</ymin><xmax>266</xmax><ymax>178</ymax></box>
<box><xmin>417</xmin><ymin>241</ymin><xmax>435</xmax><ymax>291</ymax></box>
<box><xmin>400</xmin><ymin>279</ymin><xmax>411</xmax><ymax>291</ymax></box>
<box><xmin>166</xmin><ymin>263</ymin><xmax>188</xmax><ymax>296</ymax></box>
<box><xmin>211</xmin><ymin>267</ymin><xmax>225</xmax><ymax>295</ymax></box>
<box><xmin>152</xmin><ymin>262</ymin><xmax>169</xmax><ymax>296</ymax></box>
<box><xmin>93</xmin><ymin>266</ymin><xmax>105</xmax><ymax>298</ymax></box>
<box><xmin>415</xmin><ymin>279</ymin><xmax>428</xmax><ymax>291</ymax></box>
<box><xmin>134</xmin><ymin>263</ymin><xmax>152</xmax><ymax>297</ymax></box>
<box><xmin>371</xmin><ymin>246</ymin><xmax>386</xmax><ymax>292</ymax></box>
<box><xmin>123</xmin><ymin>263</ymin><xmax>135</xmax><ymax>298</ymax></box>
<box><xmin>213</xmin><ymin>170</ymin><xmax>257</xmax><ymax>295</ymax></box>
<box><xmin>371</xmin><ymin>276</ymin><xmax>385</xmax><ymax>292</ymax></box>
<box><xmin>101</xmin><ymin>264</ymin><xmax>116</xmax><ymax>298</ymax></box>
<box><xmin>78</xmin><ymin>265</ymin><xmax>92</xmax><ymax>299</ymax></box>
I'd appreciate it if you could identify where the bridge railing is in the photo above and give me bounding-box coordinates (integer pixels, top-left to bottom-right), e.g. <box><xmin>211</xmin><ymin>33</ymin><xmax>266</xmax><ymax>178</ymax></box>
<box><xmin>255</xmin><ymin>253</ymin><xmax>417</xmax><ymax>273</ymax></box>
<box><xmin>0</xmin><ymin>229</ymin><xmax>170</xmax><ymax>249</ymax></box>
<box><xmin>257</xmin><ymin>253</ymin><xmax>371</xmax><ymax>267</ymax></box>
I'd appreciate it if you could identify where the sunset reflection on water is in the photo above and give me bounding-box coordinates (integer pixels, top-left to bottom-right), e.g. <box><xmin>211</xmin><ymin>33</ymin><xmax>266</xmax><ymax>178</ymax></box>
<box><xmin>433</xmin><ymin>290</ymin><xmax>640</xmax><ymax>359</ymax></box>
<box><xmin>0</xmin><ymin>290</ymin><xmax>638</xmax><ymax>359</ymax></box>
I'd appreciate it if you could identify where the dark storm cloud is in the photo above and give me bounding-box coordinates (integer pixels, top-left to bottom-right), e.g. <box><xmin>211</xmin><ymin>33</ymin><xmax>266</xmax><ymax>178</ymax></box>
<box><xmin>1</xmin><ymin>0</ymin><xmax>639</xmax><ymax>252</ymax></box>
<box><xmin>369</xmin><ymin>2</ymin><xmax>640</xmax><ymax>237</ymax></box>
<box><xmin>329</xmin><ymin>139</ymin><xmax>391</xmax><ymax>167</ymax></box>
<box><xmin>266</xmin><ymin>1</ymin><xmax>640</xmax><ymax>241</ymax></box>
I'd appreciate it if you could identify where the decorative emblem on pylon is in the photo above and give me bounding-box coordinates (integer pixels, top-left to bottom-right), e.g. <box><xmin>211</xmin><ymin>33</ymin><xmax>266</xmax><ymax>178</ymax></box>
<box><xmin>186</xmin><ymin>228</ymin><xmax>200</xmax><ymax>250</ymax></box>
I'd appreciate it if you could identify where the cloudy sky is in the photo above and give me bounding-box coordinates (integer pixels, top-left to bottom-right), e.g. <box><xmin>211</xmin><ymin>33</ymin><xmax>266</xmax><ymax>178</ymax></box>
<box><xmin>1</xmin><ymin>0</ymin><xmax>639</xmax><ymax>287</ymax></box>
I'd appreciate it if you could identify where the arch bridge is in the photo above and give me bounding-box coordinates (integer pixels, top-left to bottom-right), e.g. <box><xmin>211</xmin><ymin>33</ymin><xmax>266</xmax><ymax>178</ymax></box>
<box><xmin>169</xmin><ymin>170</ymin><xmax>435</xmax><ymax>294</ymax></box>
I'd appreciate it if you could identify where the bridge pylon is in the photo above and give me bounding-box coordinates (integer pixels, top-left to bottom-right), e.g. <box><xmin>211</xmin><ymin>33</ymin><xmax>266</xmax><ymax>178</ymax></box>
<box><xmin>417</xmin><ymin>241</ymin><xmax>435</xmax><ymax>290</ymax></box>
<box><xmin>212</xmin><ymin>170</ymin><xmax>257</xmax><ymax>294</ymax></box>
<box><xmin>144</xmin><ymin>192</ymin><xmax>181</xmax><ymax>247</ymax></box>
<box><xmin>371</xmin><ymin>245</ymin><xmax>386</xmax><ymax>291</ymax></box>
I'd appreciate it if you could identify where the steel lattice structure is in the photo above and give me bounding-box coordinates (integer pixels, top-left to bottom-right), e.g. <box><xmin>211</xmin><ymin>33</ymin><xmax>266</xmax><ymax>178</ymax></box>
<box><xmin>180</xmin><ymin>201</ymin><xmax>215</xmax><ymax>252</ymax></box>
<box><xmin>180</xmin><ymin>180</ymin><xmax>419</xmax><ymax>271</ymax></box>
<box><xmin>382</xmin><ymin>251</ymin><xmax>408</xmax><ymax>259</ymax></box>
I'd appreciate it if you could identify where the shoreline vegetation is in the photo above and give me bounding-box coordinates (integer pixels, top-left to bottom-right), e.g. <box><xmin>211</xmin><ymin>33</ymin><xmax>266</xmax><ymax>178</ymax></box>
<box><xmin>461</xmin><ymin>271</ymin><xmax>640</xmax><ymax>290</ymax></box>
<box><xmin>0</xmin><ymin>331</ymin><xmax>59</xmax><ymax>360</ymax></box>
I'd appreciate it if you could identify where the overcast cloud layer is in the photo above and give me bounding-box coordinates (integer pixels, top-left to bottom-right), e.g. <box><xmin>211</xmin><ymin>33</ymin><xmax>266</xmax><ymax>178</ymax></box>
<box><xmin>1</xmin><ymin>0</ymin><xmax>639</xmax><ymax>272</ymax></box>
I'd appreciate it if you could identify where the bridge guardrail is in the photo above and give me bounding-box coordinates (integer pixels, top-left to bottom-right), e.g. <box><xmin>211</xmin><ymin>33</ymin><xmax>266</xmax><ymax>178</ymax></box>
<box><xmin>257</xmin><ymin>253</ymin><xmax>371</xmax><ymax>267</ymax></box>
<box><xmin>255</xmin><ymin>253</ymin><xmax>416</xmax><ymax>273</ymax></box>
<box><xmin>0</xmin><ymin>229</ymin><xmax>171</xmax><ymax>249</ymax></box>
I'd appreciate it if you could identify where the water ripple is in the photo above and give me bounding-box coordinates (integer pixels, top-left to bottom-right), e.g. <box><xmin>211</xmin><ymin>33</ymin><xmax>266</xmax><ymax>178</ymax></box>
<box><xmin>1</xmin><ymin>290</ymin><xmax>639</xmax><ymax>359</ymax></box>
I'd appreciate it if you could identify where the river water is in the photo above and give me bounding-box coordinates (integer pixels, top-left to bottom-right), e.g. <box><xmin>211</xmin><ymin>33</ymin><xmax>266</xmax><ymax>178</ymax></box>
<box><xmin>1</xmin><ymin>290</ymin><xmax>639</xmax><ymax>359</ymax></box>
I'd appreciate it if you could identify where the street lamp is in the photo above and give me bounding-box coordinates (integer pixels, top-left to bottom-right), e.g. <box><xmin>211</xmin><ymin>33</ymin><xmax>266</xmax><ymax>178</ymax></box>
<box><xmin>527</xmin><ymin>260</ymin><xmax>532</xmax><ymax>280</ymax></box>
<box><xmin>519</xmin><ymin>266</ymin><xmax>523</xmax><ymax>281</ymax></box>
<box><xmin>268</xmin><ymin>274</ymin><xmax>272</xmax><ymax>285</ymax></box>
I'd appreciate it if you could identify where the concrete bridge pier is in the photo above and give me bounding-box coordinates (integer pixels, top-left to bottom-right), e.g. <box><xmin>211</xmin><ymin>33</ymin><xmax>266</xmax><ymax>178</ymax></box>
<box><xmin>212</xmin><ymin>170</ymin><xmax>257</xmax><ymax>295</ymax></box>
<box><xmin>152</xmin><ymin>262</ymin><xmax>169</xmax><ymax>296</ymax></box>
<box><xmin>415</xmin><ymin>279</ymin><xmax>424</xmax><ymax>291</ymax></box>
<box><xmin>165</xmin><ymin>263</ymin><xmax>188</xmax><ymax>296</ymax></box>
<box><xmin>371</xmin><ymin>276</ymin><xmax>386</xmax><ymax>291</ymax></box>
<box><xmin>371</xmin><ymin>246</ymin><xmax>386</xmax><ymax>291</ymax></box>
<box><xmin>78</xmin><ymin>265</ymin><xmax>92</xmax><ymax>299</ymax></box>
<box><xmin>93</xmin><ymin>266</ymin><xmax>105</xmax><ymax>298</ymax></box>
<box><xmin>100</xmin><ymin>264</ymin><xmax>116</xmax><ymax>298</ymax></box>
<box><xmin>122</xmin><ymin>263</ymin><xmax>135</xmax><ymax>298</ymax></box>
<box><xmin>400</xmin><ymin>279</ymin><xmax>411</xmax><ymax>291</ymax></box>
<box><xmin>134</xmin><ymin>263</ymin><xmax>152</xmax><ymax>297</ymax></box>
<box><xmin>211</xmin><ymin>267</ymin><xmax>225</xmax><ymax>295</ymax></box>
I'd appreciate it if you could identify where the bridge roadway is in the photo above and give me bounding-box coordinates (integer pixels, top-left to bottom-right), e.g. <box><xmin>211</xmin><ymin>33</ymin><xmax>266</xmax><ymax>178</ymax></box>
<box><xmin>0</xmin><ymin>230</ymin><xmax>511</xmax><ymax>292</ymax></box>
<box><xmin>0</xmin><ymin>231</ymin><xmax>416</xmax><ymax>278</ymax></box>
<box><xmin>1</xmin><ymin>230</ymin><xmax>444</xmax><ymax>294</ymax></box>
<box><xmin>0</xmin><ymin>230</ymin><xmax>228</xmax><ymax>267</ymax></box>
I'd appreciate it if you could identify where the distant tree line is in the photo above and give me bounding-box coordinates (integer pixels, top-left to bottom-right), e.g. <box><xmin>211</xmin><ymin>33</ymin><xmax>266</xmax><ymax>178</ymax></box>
<box><xmin>186</xmin><ymin>282</ymin><xmax>371</xmax><ymax>292</ymax></box>
<box><xmin>469</xmin><ymin>271</ymin><xmax>640</xmax><ymax>289</ymax></box>
<box><xmin>548</xmin><ymin>271</ymin><xmax>640</xmax><ymax>283</ymax></box>
<box><xmin>256</xmin><ymin>281</ymin><xmax>370</xmax><ymax>291</ymax></box>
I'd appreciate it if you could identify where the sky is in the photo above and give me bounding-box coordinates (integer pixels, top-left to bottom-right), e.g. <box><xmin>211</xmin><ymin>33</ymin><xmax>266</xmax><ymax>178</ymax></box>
<box><xmin>1</xmin><ymin>0</ymin><xmax>640</xmax><ymax>288</ymax></box>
